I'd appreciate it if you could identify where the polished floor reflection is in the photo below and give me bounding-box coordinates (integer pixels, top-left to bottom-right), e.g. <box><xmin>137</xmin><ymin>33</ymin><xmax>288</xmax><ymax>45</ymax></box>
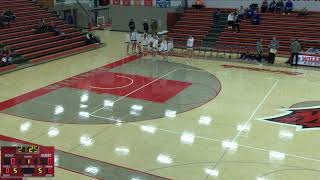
<box><xmin>0</xmin><ymin>31</ymin><xmax>320</xmax><ymax>180</ymax></box>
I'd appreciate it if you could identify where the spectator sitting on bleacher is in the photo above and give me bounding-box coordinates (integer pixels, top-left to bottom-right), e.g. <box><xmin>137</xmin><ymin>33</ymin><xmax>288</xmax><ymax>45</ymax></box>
<box><xmin>269</xmin><ymin>0</ymin><xmax>276</xmax><ymax>12</ymax></box>
<box><xmin>245</xmin><ymin>6</ymin><xmax>254</xmax><ymax>20</ymax></box>
<box><xmin>276</xmin><ymin>0</ymin><xmax>284</xmax><ymax>13</ymax></box>
<box><xmin>0</xmin><ymin>16</ymin><xmax>7</xmax><ymax>28</ymax></box>
<box><xmin>252</xmin><ymin>11</ymin><xmax>261</xmax><ymax>25</ymax></box>
<box><xmin>227</xmin><ymin>12</ymin><xmax>235</xmax><ymax>29</ymax></box>
<box><xmin>35</xmin><ymin>18</ymin><xmax>48</xmax><ymax>33</ymax></box>
<box><xmin>192</xmin><ymin>0</ymin><xmax>205</xmax><ymax>10</ymax></box>
<box><xmin>0</xmin><ymin>46</ymin><xmax>14</xmax><ymax>66</ymax></box>
<box><xmin>298</xmin><ymin>7</ymin><xmax>308</xmax><ymax>17</ymax></box>
<box><xmin>237</xmin><ymin>6</ymin><xmax>245</xmax><ymax>19</ymax></box>
<box><xmin>4</xmin><ymin>9</ymin><xmax>16</xmax><ymax>22</ymax></box>
<box><xmin>284</xmin><ymin>0</ymin><xmax>293</xmax><ymax>15</ymax></box>
<box><xmin>49</xmin><ymin>22</ymin><xmax>65</xmax><ymax>37</ymax></box>
<box><xmin>261</xmin><ymin>0</ymin><xmax>268</xmax><ymax>13</ymax></box>
<box><xmin>86</xmin><ymin>32</ymin><xmax>100</xmax><ymax>44</ymax></box>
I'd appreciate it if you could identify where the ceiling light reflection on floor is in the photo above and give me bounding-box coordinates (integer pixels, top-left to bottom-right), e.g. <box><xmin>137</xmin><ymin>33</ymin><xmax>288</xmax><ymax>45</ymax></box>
<box><xmin>103</xmin><ymin>99</ymin><xmax>114</xmax><ymax>108</ymax></box>
<box><xmin>269</xmin><ymin>151</ymin><xmax>286</xmax><ymax>161</ymax></box>
<box><xmin>236</xmin><ymin>123</ymin><xmax>251</xmax><ymax>132</ymax></box>
<box><xmin>205</xmin><ymin>168</ymin><xmax>219</xmax><ymax>177</ymax></box>
<box><xmin>114</xmin><ymin>146</ymin><xmax>130</xmax><ymax>156</ymax></box>
<box><xmin>156</xmin><ymin>154</ymin><xmax>173</xmax><ymax>164</ymax></box>
<box><xmin>140</xmin><ymin>125</ymin><xmax>157</xmax><ymax>134</ymax></box>
<box><xmin>222</xmin><ymin>140</ymin><xmax>238</xmax><ymax>151</ymax></box>
<box><xmin>20</xmin><ymin>122</ymin><xmax>31</xmax><ymax>133</ymax></box>
<box><xmin>80</xmin><ymin>134</ymin><xmax>94</xmax><ymax>146</ymax></box>
<box><xmin>79</xmin><ymin>111</ymin><xmax>90</xmax><ymax>119</ymax></box>
<box><xmin>198</xmin><ymin>116</ymin><xmax>212</xmax><ymax>126</ymax></box>
<box><xmin>80</xmin><ymin>93</ymin><xmax>89</xmax><ymax>103</ymax></box>
<box><xmin>278</xmin><ymin>130</ymin><xmax>294</xmax><ymax>140</ymax></box>
<box><xmin>84</xmin><ymin>166</ymin><xmax>99</xmax><ymax>175</ymax></box>
<box><xmin>180</xmin><ymin>132</ymin><xmax>195</xmax><ymax>145</ymax></box>
<box><xmin>165</xmin><ymin>110</ymin><xmax>176</xmax><ymax>118</ymax></box>
<box><xmin>54</xmin><ymin>105</ymin><xmax>64</xmax><ymax>115</ymax></box>
<box><xmin>48</xmin><ymin>127</ymin><xmax>60</xmax><ymax>137</ymax></box>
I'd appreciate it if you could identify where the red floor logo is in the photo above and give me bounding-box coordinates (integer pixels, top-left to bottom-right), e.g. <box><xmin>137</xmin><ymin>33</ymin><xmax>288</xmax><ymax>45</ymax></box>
<box><xmin>261</xmin><ymin>106</ymin><xmax>320</xmax><ymax>129</ymax></box>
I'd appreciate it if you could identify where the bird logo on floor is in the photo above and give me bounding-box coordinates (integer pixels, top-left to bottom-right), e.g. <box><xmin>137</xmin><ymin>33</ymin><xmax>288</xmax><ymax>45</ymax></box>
<box><xmin>260</xmin><ymin>102</ymin><xmax>320</xmax><ymax>130</ymax></box>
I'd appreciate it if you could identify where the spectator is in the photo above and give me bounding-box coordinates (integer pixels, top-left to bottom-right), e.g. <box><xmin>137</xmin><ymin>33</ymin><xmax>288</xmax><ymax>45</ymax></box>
<box><xmin>0</xmin><ymin>16</ymin><xmax>7</xmax><ymax>28</ymax></box>
<box><xmin>261</xmin><ymin>0</ymin><xmax>268</xmax><ymax>13</ymax></box>
<box><xmin>143</xmin><ymin>19</ymin><xmax>149</xmax><ymax>34</ymax></box>
<box><xmin>86</xmin><ymin>32</ymin><xmax>100</xmax><ymax>44</ymax></box>
<box><xmin>35</xmin><ymin>18</ymin><xmax>48</xmax><ymax>33</ymax></box>
<box><xmin>289</xmin><ymin>39</ymin><xmax>301</xmax><ymax>66</ymax></box>
<box><xmin>227</xmin><ymin>12</ymin><xmax>235</xmax><ymax>29</ymax></box>
<box><xmin>237</xmin><ymin>6</ymin><xmax>245</xmax><ymax>20</ymax></box>
<box><xmin>245</xmin><ymin>7</ymin><xmax>254</xmax><ymax>19</ymax></box>
<box><xmin>213</xmin><ymin>9</ymin><xmax>221</xmax><ymax>29</ymax></box>
<box><xmin>0</xmin><ymin>46</ymin><xmax>14</xmax><ymax>66</ymax></box>
<box><xmin>128</xmin><ymin>18</ymin><xmax>135</xmax><ymax>33</ymax></box>
<box><xmin>276</xmin><ymin>0</ymin><xmax>284</xmax><ymax>13</ymax></box>
<box><xmin>192</xmin><ymin>0</ymin><xmax>205</xmax><ymax>10</ymax></box>
<box><xmin>151</xmin><ymin>19</ymin><xmax>158</xmax><ymax>34</ymax></box>
<box><xmin>284</xmin><ymin>0</ymin><xmax>293</xmax><ymax>15</ymax></box>
<box><xmin>4</xmin><ymin>9</ymin><xmax>16</xmax><ymax>22</ymax></box>
<box><xmin>269</xmin><ymin>0</ymin><xmax>276</xmax><ymax>12</ymax></box>
<box><xmin>252</xmin><ymin>11</ymin><xmax>261</xmax><ymax>25</ymax></box>
<box><xmin>256</xmin><ymin>38</ymin><xmax>263</xmax><ymax>63</ymax></box>
<box><xmin>268</xmin><ymin>36</ymin><xmax>279</xmax><ymax>64</ymax></box>
<box><xmin>232</xmin><ymin>13</ymin><xmax>240</xmax><ymax>33</ymax></box>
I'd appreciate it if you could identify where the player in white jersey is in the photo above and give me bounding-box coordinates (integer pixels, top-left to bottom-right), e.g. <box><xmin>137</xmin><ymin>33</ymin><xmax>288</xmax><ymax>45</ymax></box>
<box><xmin>137</xmin><ymin>33</ymin><xmax>142</xmax><ymax>54</ymax></box>
<box><xmin>142</xmin><ymin>33</ymin><xmax>149</xmax><ymax>56</ymax></box>
<box><xmin>125</xmin><ymin>32</ymin><xmax>131</xmax><ymax>54</ymax></box>
<box><xmin>151</xmin><ymin>34</ymin><xmax>159</xmax><ymax>61</ymax></box>
<box><xmin>148</xmin><ymin>35</ymin><xmax>154</xmax><ymax>55</ymax></box>
<box><xmin>186</xmin><ymin>35</ymin><xmax>194</xmax><ymax>60</ymax></box>
<box><xmin>130</xmin><ymin>31</ymin><xmax>138</xmax><ymax>53</ymax></box>
<box><xmin>167</xmin><ymin>38</ymin><xmax>174</xmax><ymax>61</ymax></box>
<box><xmin>159</xmin><ymin>36</ymin><xmax>168</xmax><ymax>62</ymax></box>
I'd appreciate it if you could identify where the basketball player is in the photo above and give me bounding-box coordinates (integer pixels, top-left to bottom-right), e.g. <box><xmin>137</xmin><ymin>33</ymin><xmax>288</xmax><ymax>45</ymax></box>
<box><xmin>130</xmin><ymin>30</ymin><xmax>138</xmax><ymax>53</ymax></box>
<box><xmin>125</xmin><ymin>32</ymin><xmax>131</xmax><ymax>54</ymax></box>
<box><xmin>137</xmin><ymin>33</ymin><xmax>142</xmax><ymax>54</ymax></box>
<box><xmin>186</xmin><ymin>35</ymin><xmax>194</xmax><ymax>60</ymax></box>
<box><xmin>159</xmin><ymin>36</ymin><xmax>168</xmax><ymax>62</ymax></box>
<box><xmin>167</xmin><ymin>38</ymin><xmax>174</xmax><ymax>61</ymax></box>
<box><xmin>151</xmin><ymin>34</ymin><xmax>159</xmax><ymax>61</ymax></box>
<box><xmin>142</xmin><ymin>33</ymin><xmax>149</xmax><ymax>56</ymax></box>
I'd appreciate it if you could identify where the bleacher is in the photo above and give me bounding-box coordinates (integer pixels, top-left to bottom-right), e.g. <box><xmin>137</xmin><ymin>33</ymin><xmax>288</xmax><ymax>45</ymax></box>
<box><xmin>215</xmin><ymin>12</ymin><xmax>320</xmax><ymax>57</ymax></box>
<box><xmin>168</xmin><ymin>8</ymin><xmax>234</xmax><ymax>47</ymax></box>
<box><xmin>169</xmin><ymin>7</ymin><xmax>320</xmax><ymax>58</ymax></box>
<box><xmin>0</xmin><ymin>0</ymin><xmax>99</xmax><ymax>73</ymax></box>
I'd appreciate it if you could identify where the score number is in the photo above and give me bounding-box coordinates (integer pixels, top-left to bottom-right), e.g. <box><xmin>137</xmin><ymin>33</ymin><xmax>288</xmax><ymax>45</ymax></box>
<box><xmin>16</xmin><ymin>146</ymin><xmax>39</xmax><ymax>154</ymax></box>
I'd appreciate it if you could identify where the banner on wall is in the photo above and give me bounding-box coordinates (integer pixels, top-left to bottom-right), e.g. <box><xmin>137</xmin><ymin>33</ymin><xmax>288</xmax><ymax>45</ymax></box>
<box><xmin>123</xmin><ymin>0</ymin><xmax>130</xmax><ymax>5</ymax></box>
<box><xmin>112</xmin><ymin>0</ymin><xmax>120</xmax><ymax>4</ymax></box>
<box><xmin>134</xmin><ymin>0</ymin><xmax>141</xmax><ymax>5</ymax></box>
<box><xmin>298</xmin><ymin>54</ymin><xmax>320</xmax><ymax>67</ymax></box>
<box><xmin>156</xmin><ymin>0</ymin><xmax>170</xmax><ymax>7</ymax></box>
<box><xmin>144</xmin><ymin>0</ymin><xmax>153</xmax><ymax>6</ymax></box>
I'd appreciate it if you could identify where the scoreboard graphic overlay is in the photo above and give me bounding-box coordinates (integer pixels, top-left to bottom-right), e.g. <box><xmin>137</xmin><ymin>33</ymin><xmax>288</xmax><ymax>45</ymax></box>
<box><xmin>0</xmin><ymin>146</ymin><xmax>54</xmax><ymax>178</ymax></box>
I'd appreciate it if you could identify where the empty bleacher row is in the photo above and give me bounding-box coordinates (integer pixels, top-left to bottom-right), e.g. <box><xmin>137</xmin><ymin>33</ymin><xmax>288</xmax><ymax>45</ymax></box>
<box><xmin>169</xmin><ymin>8</ymin><xmax>320</xmax><ymax>58</ymax></box>
<box><xmin>0</xmin><ymin>0</ymin><xmax>99</xmax><ymax>73</ymax></box>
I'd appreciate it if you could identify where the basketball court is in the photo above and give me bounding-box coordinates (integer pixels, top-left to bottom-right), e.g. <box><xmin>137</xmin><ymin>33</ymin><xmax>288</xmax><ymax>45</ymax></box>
<box><xmin>1</xmin><ymin>31</ymin><xmax>320</xmax><ymax>180</ymax></box>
